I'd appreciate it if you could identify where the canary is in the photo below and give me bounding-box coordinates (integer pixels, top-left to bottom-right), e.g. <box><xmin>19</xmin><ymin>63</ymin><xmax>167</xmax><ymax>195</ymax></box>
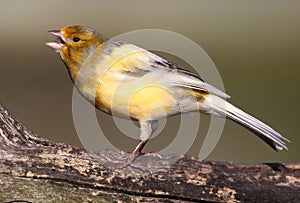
<box><xmin>46</xmin><ymin>25</ymin><xmax>289</xmax><ymax>155</ymax></box>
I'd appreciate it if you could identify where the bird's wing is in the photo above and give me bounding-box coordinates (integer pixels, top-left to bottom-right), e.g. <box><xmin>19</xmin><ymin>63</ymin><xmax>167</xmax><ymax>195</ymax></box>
<box><xmin>110</xmin><ymin>42</ymin><xmax>230</xmax><ymax>99</ymax></box>
<box><xmin>164</xmin><ymin>63</ymin><xmax>230</xmax><ymax>99</ymax></box>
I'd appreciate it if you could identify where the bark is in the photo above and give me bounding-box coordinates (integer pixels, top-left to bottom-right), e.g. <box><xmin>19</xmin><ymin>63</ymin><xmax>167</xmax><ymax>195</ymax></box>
<box><xmin>0</xmin><ymin>103</ymin><xmax>299</xmax><ymax>203</ymax></box>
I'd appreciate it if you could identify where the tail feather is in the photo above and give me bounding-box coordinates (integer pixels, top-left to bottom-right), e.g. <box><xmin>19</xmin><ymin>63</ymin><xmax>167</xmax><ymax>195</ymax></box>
<box><xmin>209</xmin><ymin>95</ymin><xmax>289</xmax><ymax>151</ymax></box>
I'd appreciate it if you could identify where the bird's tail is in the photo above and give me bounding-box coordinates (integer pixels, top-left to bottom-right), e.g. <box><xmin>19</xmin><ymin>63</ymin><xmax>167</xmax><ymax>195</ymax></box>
<box><xmin>208</xmin><ymin>95</ymin><xmax>289</xmax><ymax>151</ymax></box>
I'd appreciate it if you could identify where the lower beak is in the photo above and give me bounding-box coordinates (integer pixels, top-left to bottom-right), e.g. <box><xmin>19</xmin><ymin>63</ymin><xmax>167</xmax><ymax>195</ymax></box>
<box><xmin>46</xmin><ymin>30</ymin><xmax>66</xmax><ymax>52</ymax></box>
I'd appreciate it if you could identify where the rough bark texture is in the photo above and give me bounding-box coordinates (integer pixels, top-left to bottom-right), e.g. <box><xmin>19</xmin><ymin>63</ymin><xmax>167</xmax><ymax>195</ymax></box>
<box><xmin>0</xmin><ymin>103</ymin><xmax>299</xmax><ymax>203</ymax></box>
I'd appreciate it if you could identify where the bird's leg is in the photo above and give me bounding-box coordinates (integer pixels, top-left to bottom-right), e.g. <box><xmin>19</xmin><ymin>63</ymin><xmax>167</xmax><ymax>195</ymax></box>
<box><xmin>122</xmin><ymin>120</ymin><xmax>162</xmax><ymax>170</ymax></box>
<box><xmin>132</xmin><ymin>120</ymin><xmax>158</xmax><ymax>154</ymax></box>
<box><xmin>110</xmin><ymin>120</ymin><xmax>159</xmax><ymax>169</ymax></box>
<box><xmin>101</xmin><ymin>120</ymin><xmax>160</xmax><ymax>171</ymax></box>
<box><xmin>132</xmin><ymin>140</ymin><xmax>148</xmax><ymax>156</ymax></box>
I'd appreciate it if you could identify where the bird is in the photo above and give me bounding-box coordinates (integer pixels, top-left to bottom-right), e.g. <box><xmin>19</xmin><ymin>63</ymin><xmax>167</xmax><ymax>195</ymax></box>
<box><xmin>46</xmin><ymin>25</ymin><xmax>289</xmax><ymax>155</ymax></box>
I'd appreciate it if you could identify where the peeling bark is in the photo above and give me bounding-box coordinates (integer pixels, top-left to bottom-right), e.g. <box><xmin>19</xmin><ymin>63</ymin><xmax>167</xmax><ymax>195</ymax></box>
<box><xmin>0</xmin><ymin>103</ymin><xmax>299</xmax><ymax>203</ymax></box>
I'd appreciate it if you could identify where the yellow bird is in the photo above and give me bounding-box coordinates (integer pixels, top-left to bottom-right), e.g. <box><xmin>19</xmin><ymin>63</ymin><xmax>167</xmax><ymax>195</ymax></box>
<box><xmin>46</xmin><ymin>25</ymin><xmax>289</xmax><ymax>155</ymax></box>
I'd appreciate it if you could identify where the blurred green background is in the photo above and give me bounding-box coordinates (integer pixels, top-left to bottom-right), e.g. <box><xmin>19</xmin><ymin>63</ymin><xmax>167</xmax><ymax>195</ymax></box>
<box><xmin>0</xmin><ymin>0</ymin><xmax>299</xmax><ymax>163</ymax></box>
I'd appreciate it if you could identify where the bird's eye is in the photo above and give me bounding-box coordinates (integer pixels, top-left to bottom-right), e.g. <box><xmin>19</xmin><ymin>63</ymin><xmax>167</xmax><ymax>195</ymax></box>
<box><xmin>72</xmin><ymin>37</ymin><xmax>80</xmax><ymax>42</ymax></box>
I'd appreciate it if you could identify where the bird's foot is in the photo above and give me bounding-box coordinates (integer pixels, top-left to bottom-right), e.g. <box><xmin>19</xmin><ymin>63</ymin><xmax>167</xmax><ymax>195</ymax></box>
<box><xmin>94</xmin><ymin>149</ymin><xmax>167</xmax><ymax>173</ymax></box>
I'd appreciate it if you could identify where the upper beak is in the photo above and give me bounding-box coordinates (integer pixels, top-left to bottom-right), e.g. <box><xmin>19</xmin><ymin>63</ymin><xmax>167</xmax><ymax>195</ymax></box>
<box><xmin>46</xmin><ymin>30</ymin><xmax>66</xmax><ymax>52</ymax></box>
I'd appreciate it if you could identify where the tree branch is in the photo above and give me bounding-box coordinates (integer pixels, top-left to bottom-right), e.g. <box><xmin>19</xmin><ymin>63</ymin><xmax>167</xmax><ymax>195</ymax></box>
<box><xmin>0</xmin><ymin>103</ymin><xmax>299</xmax><ymax>203</ymax></box>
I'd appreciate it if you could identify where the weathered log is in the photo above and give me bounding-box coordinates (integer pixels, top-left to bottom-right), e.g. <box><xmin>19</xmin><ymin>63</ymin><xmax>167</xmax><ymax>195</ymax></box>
<box><xmin>0</xmin><ymin>103</ymin><xmax>299</xmax><ymax>203</ymax></box>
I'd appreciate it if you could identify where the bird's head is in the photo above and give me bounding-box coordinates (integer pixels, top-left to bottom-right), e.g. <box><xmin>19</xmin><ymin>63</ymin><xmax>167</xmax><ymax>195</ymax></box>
<box><xmin>46</xmin><ymin>25</ymin><xmax>107</xmax><ymax>73</ymax></box>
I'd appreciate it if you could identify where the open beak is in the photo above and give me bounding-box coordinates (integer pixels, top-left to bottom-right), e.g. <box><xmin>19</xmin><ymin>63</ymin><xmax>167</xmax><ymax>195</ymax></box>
<box><xmin>46</xmin><ymin>30</ymin><xmax>66</xmax><ymax>52</ymax></box>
